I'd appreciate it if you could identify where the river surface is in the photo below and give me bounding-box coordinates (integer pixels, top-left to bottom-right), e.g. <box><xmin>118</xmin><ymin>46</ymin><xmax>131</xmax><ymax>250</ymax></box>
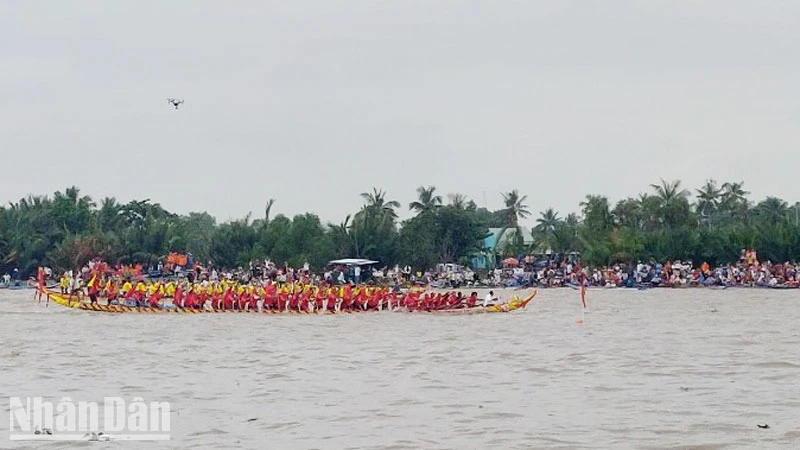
<box><xmin>0</xmin><ymin>288</ymin><xmax>798</xmax><ymax>449</ymax></box>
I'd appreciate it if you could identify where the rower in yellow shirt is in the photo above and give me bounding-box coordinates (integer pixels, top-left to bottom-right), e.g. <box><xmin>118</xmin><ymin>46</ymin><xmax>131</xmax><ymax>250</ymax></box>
<box><xmin>122</xmin><ymin>280</ymin><xmax>133</xmax><ymax>296</ymax></box>
<box><xmin>59</xmin><ymin>275</ymin><xmax>69</xmax><ymax>294</ymax></box>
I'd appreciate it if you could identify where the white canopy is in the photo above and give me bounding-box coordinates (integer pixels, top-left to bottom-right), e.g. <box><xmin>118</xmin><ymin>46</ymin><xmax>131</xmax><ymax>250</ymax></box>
<box><xmin>328</xmin><ymin>258</ymin><xmax>379</xmax><ymax>266</ymax></box>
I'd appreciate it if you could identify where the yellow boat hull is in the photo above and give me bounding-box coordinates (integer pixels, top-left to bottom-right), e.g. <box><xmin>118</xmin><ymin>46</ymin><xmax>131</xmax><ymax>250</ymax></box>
<box><xmin>43</xmin><ymin>290</ymin><xmax>534</xmax><ymax>315</ymax></box>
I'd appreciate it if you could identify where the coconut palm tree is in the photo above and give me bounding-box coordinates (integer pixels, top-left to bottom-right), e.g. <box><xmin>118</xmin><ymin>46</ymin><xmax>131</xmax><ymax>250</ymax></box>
<box><xmin>534</xmin><ymin>208</ymin><xmax>561</xmax><ymax>234</ymax></box>
<box><xmin>649</xmin><ymin>179</ymin><xmax>690</xmax><ymax>227</ymax></box>
<box><xmin>492</xmin><ymin>190</ymin><xmax>531</xmax><ymax>260</ymax></box>
<box><xmin>721</xmin><ymin>181</ymin><xmax>749</xmax><ymax>204</ymax></box>
<box><xmin>651</xmin><ymin>179</ymin><xmax>689</xmax><ymax>204</ymax></box>
<box><xmin>447</xmin><ymin>193</ymin><xmax>468</xmax><ymax>210</ymax></box>
<box><xmin>580</xmin><ymin>195</ymin><xmax>613</xmax><ymax>231</ymax></box>
<box><xmin>52</xmin><ymin>186</ymin><xmax>96</xmax><ymax>234</ymax></box>
<box><xmin>612</xmin><ymin>198</ymin><xmax>642</xmax><ymax>229</ymax></box>
<box><xmin>501</xmin><ymin>190</ymin><xmax>530</xmax><ymax>229</ymax></box>
<box><xmin>717</xmin><ymin>181</ymin><xmax>751</xmax><ymax>225</ymax></box>
<box><xmin>409</xmin><ymin>186</ymin><xmax>442</xmax><ymax>216</ymax></box>
<box><xmin>264</xmin><ymin>198</ymin><xmax>276</xmax><ymax>225</ymax></box>
<box><xmin>754</xmin><ymin>197</ymin><xmax>789</xmax><ymax>225</ymax></box>
<box><xmin>98</xmin><ymin>197</ymin><xmax>122</xmax><ymax>232</ymax></box>
<box><xmin>695</xmin><ymin>179</ymin><xmax>721</xmax><ymax>225</ymax></box>
<box><xmin>534</xmin><ymin>207</ymin><xmax>562</xmax><ymax>252</ymax></box>
<box><xmin>360</xmin><ymin>188</ymin><xmax>401</xmax><ymax>223</ymax></box>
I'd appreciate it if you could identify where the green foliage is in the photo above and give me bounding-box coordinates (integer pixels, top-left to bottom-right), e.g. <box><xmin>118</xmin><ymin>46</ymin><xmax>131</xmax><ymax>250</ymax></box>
<box><xmin>4</xmin><ymin>180</ymin><xmax>800</xmax><ymax>275</ymax></box>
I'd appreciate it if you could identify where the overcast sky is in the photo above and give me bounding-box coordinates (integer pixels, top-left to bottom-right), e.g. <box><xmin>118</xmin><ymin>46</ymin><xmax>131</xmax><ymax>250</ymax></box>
<box><xmin>2</xmin><ymin>1</ymin><xmax>798</xmax><ymax>226</ymax></box>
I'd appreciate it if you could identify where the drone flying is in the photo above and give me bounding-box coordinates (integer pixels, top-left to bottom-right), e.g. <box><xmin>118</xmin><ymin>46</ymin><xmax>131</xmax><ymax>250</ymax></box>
<box><xmin>167</xmin><ymin>98</ymin><xmax>184</xmax><ymax>110</ymax></box>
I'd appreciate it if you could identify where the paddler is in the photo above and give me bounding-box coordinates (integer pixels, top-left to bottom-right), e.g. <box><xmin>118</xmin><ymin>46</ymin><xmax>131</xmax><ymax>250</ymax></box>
<box><xmin>147</xmin><ymin>284</ymin><xmax>161</xmax><ymax>308</ymax></box>
<box><xmin>106</xmin><ymin>278</ymin><xmax>118</xmax><ymax>305</ymax></box>
<box><xmin>183</xmin><ymin>285</ymin><xmax>198</xmax><ymax>309</ymax></box>
<box><xmin>135</xmin><ymin>279</ymin><xmax>147</xmax><ymax>305</ymax></box>
<box><xmin>59</xmin><ymin>273</ymin><xmax>69</xmax><ymax>295</ymax></box>
<box><xmin>36</xmin><ymin>266</ymin><xmax>45</xmax><ymax>303</ymax></box>
<box><xmin>86</xmin><ymin>271</ymin><xmax>99</xmax><ymax>304</ymax></box>
<box><xmin>483</xmin><ymin>291</ymin><xmax>497</xmax><ymax>307</ymax></box>
<box><xmin>121</xmin><ymin>278</ymin><xmax>133</xmax><ymax>299</ymax></box>
<box><xmin>222</xmin><ymin>286</ymin><xmax>234</xmax><ymax>310</ymax></box>
<box><xmin>172</xmin><ymin>281</ymin><xmax>183</xmax><ymax>308</ymax></box>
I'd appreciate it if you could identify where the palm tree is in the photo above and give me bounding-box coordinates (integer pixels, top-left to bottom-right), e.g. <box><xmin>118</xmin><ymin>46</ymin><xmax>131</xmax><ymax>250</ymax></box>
<box><xmin>651</xmin><ymin>179</ymin><xmax>690</xmax><ymax>204</ymax></box>
<box><xmin>501</xmin><ymin>190</ymin><xmax>530</xmax><ymax>229</ymax></box>
<box><xmin>534</xmin><ymin>207</ymin><xmax>562</xmax><ymax>252</ymax></box>
<box><xmin>492</xmin><ymin>190</ymin><xmax>531</xmax><ymax>260</ymax></box>
<box><xmin>649</xmin><ymin>179</ymin><xmax>690</xmax><ymax>226</ymax></box>
<box><xmin>754</xmin><ymin>197</ymin><xmax>789</xmax><ymax>225</ymax></box>
<box><xmin>612</xmin><ymin>198</ymin><xmax>642</xmax><ymax>229</ymax></box>
<box><xmin>580</xmin><ymin>195</ymin><xmax>613</xmax><ymax>231</ymax></box>
<box><xmin>721</xmin><ymin>181</ymin><xmax>749</xmax><ymax>204</ymax></box>
<box><xmin>534</xmin><ymin>208</ymin><xmax>561</xmax><ymax>234</ymax></box>
<box><xmin>695</xmin><ymin>179</ymin><xmax>721</xmax><ymax>225</ymax></box>
<box><xmin>329</xmin><ymin>215</ymin><xmax>356</xmax><ymax>256</ymax></box>
<box><xmin>264</xmin><ymin>198</ymin><xmax>276</xmax><ymax>225</ymax></box>
<box><xmin>53</xmin><ymin>186</ymin><xmax>96</xmax><ymax>234</ymax></box>
<box><xmin>448</xmin><ymin>193</ymin><xmax>468</xmax><ymax>210</ymax></box>
<box><xmin>98</xmin><ymin>197</ymin><xmax>122</xmax><ymax>232</ymax></box>
<box><xmin>353</xmin><ymin>188</ymin><xmax>399</xmax><ymax>260</ymax></box>
<box><xmin>360</xmin><ymin>188</ymin><xmax>401</xmax><ymax>222</ymax></box>
<box><xmin>409</xmin><ymin>186</ymin><xmax>442</xmax><ymax>216</ymax></box>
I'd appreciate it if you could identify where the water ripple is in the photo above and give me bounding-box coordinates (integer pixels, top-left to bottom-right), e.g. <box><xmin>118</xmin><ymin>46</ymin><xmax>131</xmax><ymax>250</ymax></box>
<box><xmin>2</xmin><ymin>289</ymin><xmax>799</xmax><ymax>449</ymax></box>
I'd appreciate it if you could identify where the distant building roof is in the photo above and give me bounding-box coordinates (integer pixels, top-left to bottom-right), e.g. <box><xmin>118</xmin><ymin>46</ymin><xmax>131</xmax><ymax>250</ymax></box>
<box><xmin>484</xmin><ymin>227</ymin><xmax>534</xmax><ymax>250</ymax></box>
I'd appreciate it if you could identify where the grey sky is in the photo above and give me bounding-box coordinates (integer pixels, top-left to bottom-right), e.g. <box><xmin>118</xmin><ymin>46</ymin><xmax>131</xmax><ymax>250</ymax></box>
<box><xmin>2</xmin><ymin>1</ymin><xmax>798</xmax><ymax>226</ymax></box>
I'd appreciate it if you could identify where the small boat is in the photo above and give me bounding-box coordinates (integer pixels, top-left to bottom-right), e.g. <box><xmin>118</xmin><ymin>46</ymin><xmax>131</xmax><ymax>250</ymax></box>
<box><xmin>42</xmin><ymin>290</ymin><xmax>534</xmax><ymax>315</ymax></box>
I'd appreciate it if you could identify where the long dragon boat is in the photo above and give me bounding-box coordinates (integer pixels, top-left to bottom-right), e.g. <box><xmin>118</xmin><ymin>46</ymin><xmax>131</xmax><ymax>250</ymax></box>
<box><xmin>43</xmin><ymin>290</ymin><xmax>534</xmax><ymax>315</ymax></box>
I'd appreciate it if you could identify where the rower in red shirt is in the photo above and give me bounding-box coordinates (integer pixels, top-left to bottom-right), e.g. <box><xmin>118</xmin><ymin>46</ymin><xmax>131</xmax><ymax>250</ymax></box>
<box><xmin>326</xmin><ymin>290</ymin><xmax>337</xmax><ymax>312</ymax></box>
<box><xmin>147</xmin><ymin>288</ymin><xmax>161</xmax><ymax>308</ymax></box>
<box><xmin>222</xmin><ymin>289</ymin><xmax>234</xmax><ymax>310</ymax></box>
<box><xmin>264</xmin><ymin>291</ymin><xmax>276</xmax><ymax>311</ymax></box>
<box><xmin>289</xmin><ymin>293</ymin><xmax>300</xmax><ymax>312</ymax></box>
<box><xmin>211</xmin><ymin>291</ymin><xmax>222</xmax><ymax>310</ymax></box>
<box><xmin>248</xmin><ymin>291</ymin><xmax>259</xmax><ymax>311</ymax></box>
<box><xmin>173</xmin><ymin>284</ymin><xmax>183</xmax><ymax>308</ymax></box>
<box><xmin>367</xmin><ymin>292</ymin><xmax>379</xmax><ymax>310</ymax></box>
<box><xmin>405</xmin><ymin>294</ymin><xmax>418</xmax><ymax>311</ymax></box>
<box><xmin>315</xmin><ymin>289</ymin><xmax>325</xmax><ymax>312</ymax></box>
<box><xmin>184</xmin><ymin>288</ymin><xmax>197</xmax><ymax>309</ymax></box>
<box><xmin>356</xmin><ymin>290</ymin><xmax>367</xmax><ymax>310</ymax></box>
<box><xmin>299</xmin><ymin>292</ymin><xmax>310</xmax><ymax>313</ymax></box>
<box><xmin>277</xmin><ymin>292</ymin><xmax>288</xmax><ymax>311</ymax></box>
<box><xmin>107</xmin><ymin>281</ymin><xmax>118</xmax><ymax>305</ymax></box>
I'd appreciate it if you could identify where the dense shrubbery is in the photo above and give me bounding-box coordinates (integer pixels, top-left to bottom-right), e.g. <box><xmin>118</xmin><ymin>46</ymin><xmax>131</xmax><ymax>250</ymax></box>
<box><xmin>1</xmin><ymin>180</ymin><xmax>798</xmax><ymax>276</ymax></box>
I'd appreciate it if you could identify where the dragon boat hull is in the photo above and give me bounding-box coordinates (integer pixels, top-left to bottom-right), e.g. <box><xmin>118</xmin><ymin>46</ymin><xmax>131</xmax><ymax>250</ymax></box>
<box><xmin>43</xmin><ymin>290</ymin><xmax>534</xmax><ymax>315</ymax></box>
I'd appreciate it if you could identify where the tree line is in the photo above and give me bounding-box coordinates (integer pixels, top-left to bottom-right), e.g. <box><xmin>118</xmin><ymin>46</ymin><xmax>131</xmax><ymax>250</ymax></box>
<box><xmin>1</xmin><ymin>180</ymin><xmax>800</xmax><ymax>276</ymax></box>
